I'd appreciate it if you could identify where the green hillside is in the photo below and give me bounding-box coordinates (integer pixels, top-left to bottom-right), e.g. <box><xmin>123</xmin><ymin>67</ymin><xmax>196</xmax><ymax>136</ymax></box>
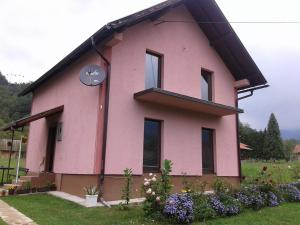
<box><xmin>0</xmin><ymin>72</ymin><xmax>32</xmax><ymax>138</ymax></box>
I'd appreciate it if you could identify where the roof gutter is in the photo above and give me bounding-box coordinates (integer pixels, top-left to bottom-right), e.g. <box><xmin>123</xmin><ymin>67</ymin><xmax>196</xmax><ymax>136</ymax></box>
<box><xmin>91</xmin><ymin>36</ymin><xmax>111</xmax><ymax>202</ymax></box>
<box><xmin>237</xmin><ymin>84</ymin><xmax>269</xmax><ymax>100</ymax></box>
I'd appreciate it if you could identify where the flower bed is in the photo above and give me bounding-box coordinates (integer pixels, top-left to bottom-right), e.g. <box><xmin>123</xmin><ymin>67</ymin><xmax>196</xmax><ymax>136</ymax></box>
<box><xmin>141</xmin><ymin>162</ymin><xmax>300</xmax><ymax>224</ymax></box>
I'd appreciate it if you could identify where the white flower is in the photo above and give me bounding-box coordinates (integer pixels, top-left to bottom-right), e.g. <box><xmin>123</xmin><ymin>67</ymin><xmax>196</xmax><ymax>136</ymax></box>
<box><xmin>149</xmin><ymin>173</ymin><xmax>153</xmax><ymax>176</ymax></box>
<box><xmin>144</xmin><ymin>181</ymin><xmax>150</xmax><ymax>186</ymax></box>
<box><xmin>146</xmin><ymin>188</ymin><xmax>152</xmax><ymax>194</ymax></box>
<box><xmin>288</xmin><ymin>165</ymin><xmax>291</xmax><ymax>169</ymax></box>
<box><xmin>156</xmin><ymin>196</ymin><xmax>160</xmax><ymax>202</ymax></box>
<box><xmin>152</xmin><ymin>177</ymin><xmax>157</xmax><ymax>182</ymax></box>
<box><xmin>144</xmin><ymin>178</ymin><xmax>147</xmax><ymax>182</ymax></box>
<box><xmin>152</xmin><ymin>192</ymin><xmax>156</xmax><ymax>196</ymax></box>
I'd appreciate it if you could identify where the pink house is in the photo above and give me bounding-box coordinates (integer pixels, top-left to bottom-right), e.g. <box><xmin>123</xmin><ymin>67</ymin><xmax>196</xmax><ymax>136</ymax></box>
<box><xmin>14</xmin><ymin>0</ymin><xmax>267</xmax><ymax>200</ymax></box>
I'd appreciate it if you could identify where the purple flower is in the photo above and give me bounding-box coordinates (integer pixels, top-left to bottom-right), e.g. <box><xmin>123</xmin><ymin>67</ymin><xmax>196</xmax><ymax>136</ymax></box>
<box><xmin>268</xmin><ymin>192</ymin><xmax>279</xmax><ymax>207</ymax></box>
<box><xmin>209</xmin><ymin>196</ymin><xmax>226</xmax><ymax>215</ymax></box>
<box><xmin>164</xmin><ymin>194</ymin><xmax>194</xmax><ymax>223</ymax></box>
<box><xmin>278</xmin><ymin>184</ymin><xmax>300</xmax><ymax>202</ymax></box>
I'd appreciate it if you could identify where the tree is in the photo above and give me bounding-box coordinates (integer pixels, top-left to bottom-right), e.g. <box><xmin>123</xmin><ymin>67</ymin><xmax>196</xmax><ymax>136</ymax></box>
<box><xmin>283</xmin><ymin>139</ymin><xmax>298</xmax><ymax>161</ymax></box>
<box><xmin>0</xmin><ymin>72</ymin><xmax>32</xmax><ymax>139</ymax></box>
<box><xmin>239</xmin><ymin>122</ymin><xmax>265</xmax><ymax>159</ymax></box>
<box><xmin>263</xmin><ymin>113</ymin><xmax>284</xmax><ymax>160</ymax></box>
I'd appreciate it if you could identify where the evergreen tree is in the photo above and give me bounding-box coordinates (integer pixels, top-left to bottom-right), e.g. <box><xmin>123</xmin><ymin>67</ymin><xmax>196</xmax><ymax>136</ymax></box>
<box><xmin>263</xmin><ymin>113</ymin><xmax>284</xmax><ymax>160</ymax></box>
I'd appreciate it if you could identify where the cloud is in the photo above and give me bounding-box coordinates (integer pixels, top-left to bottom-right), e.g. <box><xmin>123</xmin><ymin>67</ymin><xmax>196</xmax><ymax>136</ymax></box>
<box><xmin>0</xmin><ymin>0</ymin><xmax>163</xmax><ymax>82</ymax></box>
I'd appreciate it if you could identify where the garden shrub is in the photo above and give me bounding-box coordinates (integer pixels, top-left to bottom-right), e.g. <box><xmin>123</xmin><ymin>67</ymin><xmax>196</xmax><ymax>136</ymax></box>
<box><xmin>210</xmin><ymin>193</ymin><xmax>241</xmax><ymax>216</ymax></box>
<box><xmin>118</xmin><ymin>168</ymin><xmax>133</xmax><ymax>210</ymax></box>
<box><xmin>278</xmin><ymin>184</ymin><xmax>300</xmax><ymax>202</ymax></box>
<box><xmin>191</xmin><ymin>193</ymin><xmax>216</xmax><ymax>221</ymax></box>
<box><xmin>236</xmin><ymin>185</ymin><xmax>281</xmax><ymax>210</ymax></box>
<box><xmin>211</xmin><ymin>178</ymin><xmax>232</xmax><ymax>195</ymax></box>
<box><xmin>164</xmin><ymin>193</ymin><xmax>194</xmax><ymax>224</ymax></box>
<box><xmin>267</xmin><ymin>191</ymin><xmax>280</xmax><ymax>207</ymax></box>
<box><xmin>161</xmin><ymin>159</ymin><xmax>173</xmax><ymax>200</ymax></box>
<box><xmin>142</xmin><ymin>159</ymin><xmax>173</xmax><ymax>216</ymax></box>
<box><xmin>290</xmin><ymin>181</ymin><xmax>300</xmax><ymax>189</ymax></box>
<box><xmin>142</xmin><ymin>173</ymin><xmax>162</xmax><ymax>216</ymax></box>
<box><xmin>181</xmin><ymin>174</ymin><xmax>208</xmax><ymax>194</ymax></box>
<box><xmin>235</xmin><ymin>186</ymin><xmax>266</xmax><ymax>210</ymax></box>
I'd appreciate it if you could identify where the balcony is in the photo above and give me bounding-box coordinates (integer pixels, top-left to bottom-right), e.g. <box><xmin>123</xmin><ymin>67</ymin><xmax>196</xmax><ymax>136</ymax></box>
<box><xmin>134</xmin><ymin>88</ymin><xmax>243</xmax><ymax>117</ymax></box>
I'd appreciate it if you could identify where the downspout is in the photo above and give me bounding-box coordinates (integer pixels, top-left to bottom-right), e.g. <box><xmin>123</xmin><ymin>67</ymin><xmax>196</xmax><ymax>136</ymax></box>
<box><xmin>236</xmin><ymin>84</ymin><xmax>269</xmax><ymax>180</ymax></box>
<box><xmin>91</xmin><ymin>37</ymin><xmax>111</xmax><ymax>203</ymax></box>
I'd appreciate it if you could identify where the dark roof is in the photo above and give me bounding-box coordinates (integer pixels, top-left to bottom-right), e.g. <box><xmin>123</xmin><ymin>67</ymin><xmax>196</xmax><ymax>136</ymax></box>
<box><xmin>20</xmin><ymin>0</ymin><xmax>267</xmax><ymax>96</ymax></box>
<box><xmin>0</xmin><ymin>105</ymin><xmax>64</xmax><ymax>131</ymax></box>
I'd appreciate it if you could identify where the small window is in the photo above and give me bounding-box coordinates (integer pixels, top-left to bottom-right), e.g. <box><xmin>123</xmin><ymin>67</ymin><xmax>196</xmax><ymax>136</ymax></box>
<box><xmin>202</xmin><ymin>128</ymin><xmax>214</xmax><ymax>174</ymax></box>
<box><xmin>145</xmin><ymin>52</ymin><xmax>161</xmax><ymax>89</ymax></box>
<box><xmin>201</xmin><ymin>70</ymin><xmax>212</xmax><ymax>101</ymax></box>
<box><xmin>143</xmin><ymin>119</ymin><xmax>161</xmax><ymax>172</ymax></box>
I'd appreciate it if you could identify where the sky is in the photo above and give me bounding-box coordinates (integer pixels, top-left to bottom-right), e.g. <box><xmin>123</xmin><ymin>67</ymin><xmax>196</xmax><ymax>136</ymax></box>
<box><xmin>1</xmin><ymin>0</ymin><xmax>300</xmax><ymax>131</ymax></box>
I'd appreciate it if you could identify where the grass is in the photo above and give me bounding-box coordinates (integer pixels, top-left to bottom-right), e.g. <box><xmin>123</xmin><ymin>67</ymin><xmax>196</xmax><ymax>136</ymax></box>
<box><xmin>0</xmin><ymin>219</ymin><xmax>6</xmax><ymax>225</ymax></box>
<box><xmin>0</xmin><ymin>157</ymin><xmax>25</xmax><ymax>183</ymax></box>
<box><xmin>241</xmin><ymin>160</ymin><xmax>300</xmax><ymax>184</ymax></box>
<box><xmin>2</xmin><ymin>194</ymin><xmax>300</xmax><ymax>225</ymax></box>
<box><xmin>1</xmin><ymin>160</ymin><xmax>299</xmax><ymax>225</ymax></box>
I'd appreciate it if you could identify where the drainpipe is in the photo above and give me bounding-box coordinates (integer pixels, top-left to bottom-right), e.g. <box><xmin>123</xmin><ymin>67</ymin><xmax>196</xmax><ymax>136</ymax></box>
<box><xmin>236</xmin><ymin>84</ymin><xmax>269</xmax><ymax>180</ymax></box>
<box><xmin>91</xmin><ymin>37</ymin><xmax>111</xmax><ymax>202</ymax></box>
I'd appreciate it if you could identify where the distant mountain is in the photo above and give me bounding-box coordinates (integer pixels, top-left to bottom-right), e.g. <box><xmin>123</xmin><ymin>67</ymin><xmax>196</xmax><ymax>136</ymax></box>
<box><xmin>281</xmin><ymin>129</ymin><xmax>300</xmax><ymax>140</ymax></box>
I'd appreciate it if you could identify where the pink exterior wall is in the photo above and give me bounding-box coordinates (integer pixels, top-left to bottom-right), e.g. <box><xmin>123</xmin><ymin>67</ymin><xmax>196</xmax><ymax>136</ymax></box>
<box><xmin>26</xmin><ymin>51</ymin><xmax>107</xmax><ymax>174</ymax></box>
<box><xmin>26</xmin><ymin>5</ymin><xmax>239</xmax><ymax>177</ymax></box>
<box><xmin>105</xmin><ymin>6</ymin><xmax>239</xmax><ymax>176</ymax></box>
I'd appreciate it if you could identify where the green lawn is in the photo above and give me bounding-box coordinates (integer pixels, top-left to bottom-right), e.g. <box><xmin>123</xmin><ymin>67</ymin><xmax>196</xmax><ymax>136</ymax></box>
<box><xmin>0</xmin><ymin>157</ymin><xmax>25</xmax><ymax>183</ymax></box>
<box><xmin>0</xmin><ymin>219</ymin><xmax>6</xmax><ymax>225</ymax></box>
<box><xmin>2</xmin><ymin>194</ymin><xmax>300</xmax><ymax>225</ymax></box>
<box><xmin>241</xmin><ymin>160</ymin><xmax>300</xmax><ymax>184</ymax></box>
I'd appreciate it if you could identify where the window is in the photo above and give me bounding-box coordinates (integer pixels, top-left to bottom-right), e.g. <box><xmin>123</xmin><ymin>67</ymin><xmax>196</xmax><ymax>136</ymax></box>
<box><xmin>202</xmin><ymin>128</ymin><xmax>214</xmax><ymax>174</ymax></box>
<box><xmin>201</xmin><ymin>69</ymin><xmax>212</xmax><ymax>101</ymax></box>
<box><xmin>143</xmin><ymin>119</ymin><xmax>161</xmax><ymax>172</ymax></box>
<box><xmin>145</xmin><ymin>52</ymin><xmax>161</xmax><ymax>89</ymax></box>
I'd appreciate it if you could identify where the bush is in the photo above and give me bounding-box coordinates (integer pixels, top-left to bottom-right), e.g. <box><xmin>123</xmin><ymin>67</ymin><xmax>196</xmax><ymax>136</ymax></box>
<box><xmin>142</xmin><ymin>159</ymin><xmax>173</xmax><ymax>216</ymax></box>
<box><xmin>164</xmin><ymin>193</ymin><xmax>194</xmax><ymax>224</ymax></box>
<box><xmin>181</xmin><ymin>174</ymin><xmax>207</xmax><ymax>194</ymax></box>
<box><xmin>161</xmin><ymin>159</ymin><xmax>173</xmax><ymax>200</ymax></box>
<box><xmin>210</xmin><ymin>193</ymin><xmax>241</xmax><ymax>216</ymax></box>
<box><xmin>235</xmin><ymin>186</ymin><xmax>265</xmax><ymax>210</ymax></box>
<box><xmin>192</xmin><ymin>193</ymin><xmax>216</xmax><ymax>221</ymax></box>
<box><xmin>267</xmin><ymin>191</ymin><xmax>280</xmax><ymax>207</ymax></box>
<box><xmin>235</xmin><ymin>185</ymin><xmax>281</xmax><ymax>210</ymax></box>
<box><xmin>290</xmin><ymin>181</ymin><xmax>300</xmax><ymax>189</ymax></box>
<box><xmin>118</xmin><ymin>168</ymin><xmax>133</xmax><ymax>210</ymax></box>
<box><xmin>278</xmin><ymin>184</ymin><xmax>300</xmax><ymax>202</ymax></box>
<box><xmin>142</xmin><ymin>173</ymin><xmax>162</xmax><ymax>216</ymax></box>
<box><xmin>211</xmin><ymin>178</ymin><xmax>232</xmax><ymax>195</ymax></box>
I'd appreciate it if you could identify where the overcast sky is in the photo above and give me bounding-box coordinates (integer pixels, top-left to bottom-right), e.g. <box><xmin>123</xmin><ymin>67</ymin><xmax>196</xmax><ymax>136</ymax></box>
<box><xmin>1</xmin><ymin>0</ymin><xmax>300</xmax><ymax>131</ymax></box>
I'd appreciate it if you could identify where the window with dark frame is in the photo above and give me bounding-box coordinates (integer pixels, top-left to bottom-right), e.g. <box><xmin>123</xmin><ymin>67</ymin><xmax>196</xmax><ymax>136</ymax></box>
<box><xmin>201</xmin><ymin>69</ymin><xmax>212</xmax><ymax>101</ymax></box>
<box><xmin>145</xmin><ymin>51</ymin><xmax>161</xmax><ymax>89</ymax></box>
<box><xmin>143</xmin><ymin>119</ymin><xmax>161</xmax><ymax>172</ymax></box>
<box><xmin>202</xmin><ymin>128</ymin><xmax>215</xmax><ymax>174</ymax></box>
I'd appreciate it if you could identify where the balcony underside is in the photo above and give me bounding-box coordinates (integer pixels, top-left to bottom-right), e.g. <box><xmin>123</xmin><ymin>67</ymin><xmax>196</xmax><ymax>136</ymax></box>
<box><xmin>134</xmin><ymin>88</ymin><xmax>243</xmax><ymax>117</ymax></box>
